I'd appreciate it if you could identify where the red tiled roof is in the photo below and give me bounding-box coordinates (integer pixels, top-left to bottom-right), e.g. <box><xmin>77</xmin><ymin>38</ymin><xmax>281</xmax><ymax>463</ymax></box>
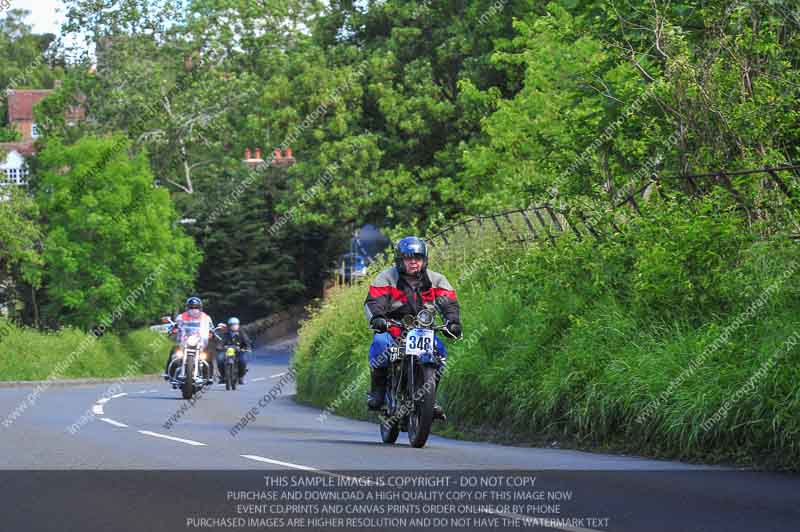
<box><xmin>6</xmin><ymin>90</ymin><xmax>52</xmax><ymax>122</ymax></box>
<box><xmin>0</xmin><ymin>141</ymin><xmax>36</xmax><ymax>157</ymax></box>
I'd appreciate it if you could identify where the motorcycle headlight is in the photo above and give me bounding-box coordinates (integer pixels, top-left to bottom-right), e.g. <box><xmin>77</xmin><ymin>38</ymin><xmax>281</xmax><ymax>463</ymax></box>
<box><xmin>199</xmin><ymin>351</ymin><xmax>207</xmax><ymax>360</ymax></box>
<box><xmin>186</xmin><ymin>335</ymin><xmax>200</xmax><ymax>347</ymax></box>
<box><xmin>174</xmin><ymin>349</ymin><xmax>183</xmax><ymax>359</ymax></box>
<box><xmin>417</xmin><ymin>309</ymin><xmax>434</xmax><ymax>327</ymax></box>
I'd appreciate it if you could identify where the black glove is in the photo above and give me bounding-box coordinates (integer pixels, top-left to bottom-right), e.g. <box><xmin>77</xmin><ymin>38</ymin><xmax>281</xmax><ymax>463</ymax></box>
<box><xmin>444</xmin><ymin>322</ymin><xmax>462</xmax><ymax>339</ymax></box>
<box><xmin>370</xmin><ymin>317</ymin><xmax>389</xmax><ymax>333</ymax></box>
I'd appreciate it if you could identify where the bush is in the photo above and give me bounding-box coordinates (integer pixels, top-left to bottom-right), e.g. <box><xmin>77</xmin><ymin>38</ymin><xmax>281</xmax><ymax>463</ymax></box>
<box><xmin>294</xmin><ymin>197</ymin><xmax>800</xmax><ymax>470</ymax></box>
<box><xmin>0</xmin><ymin>321</ymin><xmax>166</xmax><ymax>380</ymax></box>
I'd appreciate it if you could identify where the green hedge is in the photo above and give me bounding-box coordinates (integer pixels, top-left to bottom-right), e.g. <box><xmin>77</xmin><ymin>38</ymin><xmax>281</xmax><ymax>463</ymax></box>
<box><xmin>294</xmin><ymin>196</ymin><xmax>800</xmax><ymax>470</ymax></box>
<box><xmin>0</xmin><ymin>322</ymin><xmax>167</xmax><ymax>380</ymax></box>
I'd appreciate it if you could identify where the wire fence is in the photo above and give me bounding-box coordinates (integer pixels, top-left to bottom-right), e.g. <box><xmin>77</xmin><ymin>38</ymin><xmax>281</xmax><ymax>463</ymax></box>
<box><xmin>427</xmin><ymin>164</ymin><xmax>800</xmax><ymax>248</ymax></box>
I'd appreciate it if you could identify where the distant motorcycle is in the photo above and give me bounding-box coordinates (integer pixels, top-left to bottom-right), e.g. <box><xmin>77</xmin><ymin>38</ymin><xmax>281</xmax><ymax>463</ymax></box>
<box><xmin>221</xmin><ymin>345</ymin><xmax>247</xmax><ymax>391</ymax></box>
<box><xmin>379</xmin><ymin>304</ymin><xmax>448</xmax><ymax>448</ymax></box>
<box><xmin>163</xmin><ymin>316</ymin><xmax>221</xmax><ymax>400</ymax></box>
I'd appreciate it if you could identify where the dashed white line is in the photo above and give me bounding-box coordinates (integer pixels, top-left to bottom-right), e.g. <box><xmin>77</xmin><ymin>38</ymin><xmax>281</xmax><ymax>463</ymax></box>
<box><xmin>138</xmin><ymin>430</ymin><xmax>207</xmax><ymax>446</ymax></box>
<box><xmin>92</xmin><ymin>404</ymin><xmax>104</xmax><ymax>415</ymax></box>
<box><xmin>252</xmin><ymin>377</ymin><xmax>266</xmax><ymax>382</ymax></box>
<box><xmin>239</xmin><ymin>455</ymin><xmax>376</xmax><ymax>486</ymax></box>
<box><xmin>269</xmin><ymin>372</ymin><xmax>288</xmax><ymax>379</ymax></box>
<box><xmin>97</xmin><ymin>398</ymin><xmax>110</xmax><ymax>404</ymax></box>
<box><xmin>100</xmin><ymin>418</ymin><xmax>128</xmax><ymax>428</ymax></box>
<box><xmin>111</xmin><ymin>393</ymin><xmax>127</xmax><ymax>399</ymax></box>
<box><xmin>241</xmin><ymin>455</ymin><xmax>318</xmax><ymax>471</ymax></box>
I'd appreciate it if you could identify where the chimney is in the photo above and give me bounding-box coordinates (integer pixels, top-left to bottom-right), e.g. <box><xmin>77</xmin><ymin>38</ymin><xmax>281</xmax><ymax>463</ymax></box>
<box><xmin>245</xmin><ymin>148</ymin><xmax>251</xmax><ymax>160</ymax></box>
<box><xmin>285</xmin><ymin>148</ymin><xmax>293</xmax><ymax>158</ymax></box>
<box><xmin>255</xmin><ymin>147</ymin><xmax>262</xmax><ymax>160</ymax></box>
<box><xmin>274</xmin><ymin>148</ymin><xmax>282</xmax><ymax>160</ymax></box>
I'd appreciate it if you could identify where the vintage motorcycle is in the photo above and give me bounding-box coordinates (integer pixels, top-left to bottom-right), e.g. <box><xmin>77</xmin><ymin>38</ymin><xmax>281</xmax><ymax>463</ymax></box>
<box><xmin>379</xmin><ymin>304</ymin><xmax>449</xmax><ymax>448</ymax></box>
<box><xmin>221</xmin><ymin>344</ymin><xmax>246</xmax><ymax>391</ymax></box>
<box><xmin>163</xmin><ymin>316</ymin><xmax>221</xmax><ymax>400</ymax></box>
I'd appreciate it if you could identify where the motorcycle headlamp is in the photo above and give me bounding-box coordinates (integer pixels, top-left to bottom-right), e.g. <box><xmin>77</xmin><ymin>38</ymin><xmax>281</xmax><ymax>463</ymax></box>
<box><xmin>417</xmin><ymin>309</ymin><xmax>434</xmax><ymax>327</ymax></box>
<box><xmin>174</xmin><ymin>349</ymin><xmax>183</xmax><ymax>359</ymax></box>
<box><xmin>186</xmin><ymin>335</ymin><xmax>200</xmax><ymax>348</ymax></box>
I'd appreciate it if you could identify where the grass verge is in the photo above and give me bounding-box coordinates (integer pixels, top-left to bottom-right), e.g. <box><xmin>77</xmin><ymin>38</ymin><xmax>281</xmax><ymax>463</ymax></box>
<box><xmin>294</xmin><ymin>196</ymin><xmax>800</xmax><ymax>471</ymax></box>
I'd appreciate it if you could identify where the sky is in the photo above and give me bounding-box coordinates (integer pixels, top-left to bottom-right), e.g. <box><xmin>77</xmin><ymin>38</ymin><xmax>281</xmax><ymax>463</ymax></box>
<box><xmin>9</xmin><ymin>0</ymin><xmax>65</xmax><ymax>36</ymax></box>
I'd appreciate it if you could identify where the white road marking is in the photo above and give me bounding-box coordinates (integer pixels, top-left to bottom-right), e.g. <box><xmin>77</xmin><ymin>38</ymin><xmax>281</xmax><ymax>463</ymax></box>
<box><xmin>239</xmin><ymin>455</ymin><xmax>376</xmax><ymax>486</ymax></box>
<box><xmin>147</xmin><ymin>389</ymin><xmax>158</xmax><ymax>393</ymax></box>
<box><xmin>269</xmin><ymin>372</ymin><xmax>287</xmax><ymax>378</ymax></box>
<box><xmin>480</xmin><ymin>509</ymin><xmax>603</xmax><ymax>532</ymax></box>
<box><xmin>97</xmin><ymin>398</ymin><xmax>110</xmax><ymax>404</ymax></box>
<box><xmin>111</xmin><ymin>393</ymin><xmax>127</xmax><ymax>399</ymax></box>
<box><xmin>100</xmin><ymin>418</ymin><xmax>128</xmax><ymax>428</ymax></box>
<box><xmin>252</xmin><ymin>377</ymin><xmax>266</xmax><ymax>382</ymax></box>
<box><xmin>138</xmin><ymin>430</ymin><xmax>207</xmax><ymax>446</ymax></box>
<box><xmin>92</xmin><ymin>404</ymin><xmax>104</xmax><ymax>415</ymax></box>
<box><xmin>240</xmin><ymin>455</ymin><xmax>318</xmax><ymax>471</ymax></box>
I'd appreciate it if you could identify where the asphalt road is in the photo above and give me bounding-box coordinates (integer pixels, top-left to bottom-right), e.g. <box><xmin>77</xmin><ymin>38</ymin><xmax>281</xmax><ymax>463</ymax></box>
<box><xmin>1</xmin><ymin>338</ymin><xmax>798</xmax><ymax>532</ymax></box>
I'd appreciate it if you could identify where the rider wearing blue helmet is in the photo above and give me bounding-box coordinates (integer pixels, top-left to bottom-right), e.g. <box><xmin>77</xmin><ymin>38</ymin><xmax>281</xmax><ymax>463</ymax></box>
<box><xmin>216</xmin><ymin>317</ymin><xmax>253</xmax><ymax>385</ymax></box>
<box><xmin>363</xmin><ymin>236</ymin><xmax>462</xmax><ymax>420</ymax></box>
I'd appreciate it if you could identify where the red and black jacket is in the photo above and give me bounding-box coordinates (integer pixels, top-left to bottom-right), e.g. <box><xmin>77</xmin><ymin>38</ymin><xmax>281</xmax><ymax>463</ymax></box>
<box><xmin>364</xmin><ymin>267</ymin><xmax>460</xmax><ymax>336</ymax></box>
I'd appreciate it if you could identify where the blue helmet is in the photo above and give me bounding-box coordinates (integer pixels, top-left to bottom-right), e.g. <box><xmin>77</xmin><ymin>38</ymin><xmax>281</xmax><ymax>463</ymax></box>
<box><xmin>185</xmin><ymin>296</ymin><xmax>202</xmax><ymax>310</ymax></box>
<box><xmin>227</xmin><ymin>317</ymin><xmax>240</xmax><ymax>327</ymax></box>
<box><xmin>395</xmin><ymin>236</ymin><xmax>428</xmax><ymax>273</ymax></box>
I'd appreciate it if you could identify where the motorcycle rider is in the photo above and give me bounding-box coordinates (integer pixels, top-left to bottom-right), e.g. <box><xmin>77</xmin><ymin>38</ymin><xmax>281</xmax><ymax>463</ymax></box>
<box><xmin>216</xmin><ymin>317</ymin><xmax>253</xmax><ymax>385</ymax></box>
<box><xmin>164</xmin><ymin>297</ymin><xmax>216</xmax><ymax>383</ymax></box>
<box><xmin>363</xmin><ymin>236</ymin><xmax>462</xmax><ymax>420</ymax></box>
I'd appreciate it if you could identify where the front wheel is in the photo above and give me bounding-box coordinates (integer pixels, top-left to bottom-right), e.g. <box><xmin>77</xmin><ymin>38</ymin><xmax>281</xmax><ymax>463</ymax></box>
<box><xmin>407</xmin><ymin>365</ymin><xmax>437</xmax><ymax>448</ymax></box>
<box><xmin>225</xmin><ymin>360</ymin><xmax>234</xmax><ymax>391</ymax></box>
<box><xmin>182</xmin><ymin>356</ymin><xmax>195</xmax><ymax>400</ymax></box>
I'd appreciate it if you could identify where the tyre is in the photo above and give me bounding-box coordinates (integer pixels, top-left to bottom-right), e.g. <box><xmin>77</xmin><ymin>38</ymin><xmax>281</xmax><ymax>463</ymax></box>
<box><xmin>407</xmin><ymin>365</ymin><xmax>436</xmax><ymax>448</ymax></box>
<box><xmin>182</xmin><ymin>356</ymin><xmax>195</xmax><ymax>400</ymax></box>
<box><xmin>231</xmin><ymin>360</ymin><xmax>238</xmax><ymax>391</ymax></box>
<box><xmin>225</xmin><ymin>360</ymin><xmax>234</xmax><ymax>391</ymax></box>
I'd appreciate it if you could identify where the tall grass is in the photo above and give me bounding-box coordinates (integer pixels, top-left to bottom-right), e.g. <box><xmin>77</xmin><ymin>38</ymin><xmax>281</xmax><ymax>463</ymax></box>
<box><xmin>294</xmin><ymin>196</ymin><xmax>800</xmax><ymax>470</ymax></box>
<box><xmin>0</xmin><ymin>322</ymin><xmax>166</xmax><ymax>380</ymax></box>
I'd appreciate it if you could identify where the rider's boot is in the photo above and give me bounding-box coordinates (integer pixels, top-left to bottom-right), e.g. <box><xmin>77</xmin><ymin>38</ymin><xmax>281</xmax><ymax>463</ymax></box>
<box><xmin>367</xmin><ymin>367</ymin><xmax>388</xmax><ymax>410</ymax></box>
<box><xmin>432</xmin><ymin>368</ymin><xmax>446</xmax><ymax>421</ymax></box>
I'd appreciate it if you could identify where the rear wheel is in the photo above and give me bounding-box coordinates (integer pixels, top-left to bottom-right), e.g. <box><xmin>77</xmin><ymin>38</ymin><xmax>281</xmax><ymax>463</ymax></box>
<box><xmin>182</xmin><ymin>356</ymin><xmax>195</xmax><ymax>400</ymax></box>
<box><xmin>407</xmin><ymin>365</ymin><xmax>436</xmax><ymax>448</ymax></box>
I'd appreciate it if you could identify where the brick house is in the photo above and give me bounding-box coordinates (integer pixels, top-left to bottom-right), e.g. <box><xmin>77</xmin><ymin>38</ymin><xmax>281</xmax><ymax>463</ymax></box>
<box><xmin>0</xmin><ymin>87</ymin><xmax>85</xmax><ymax>188</ymax></box>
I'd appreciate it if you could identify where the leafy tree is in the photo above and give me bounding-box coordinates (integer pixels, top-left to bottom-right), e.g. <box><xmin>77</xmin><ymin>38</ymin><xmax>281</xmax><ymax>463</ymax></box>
<box><xmin>0</xmin><ymin>186</ymin><xmax>43</xmax><ymax>322</ymax></box>
<box><xmin>34</xmin><ymin>135</ymin><xmax>200</xmax><ymax>329</ymax></box>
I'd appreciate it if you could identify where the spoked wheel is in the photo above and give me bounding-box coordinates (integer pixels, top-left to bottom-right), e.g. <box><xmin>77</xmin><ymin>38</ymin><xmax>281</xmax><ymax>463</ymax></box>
<box><xmin>407</xmin><ymin>365</ymin><xmax>437</xmax><ymax>448</ymax></box>
<box><xmin>182</xmin><ymin>357</ymin><xmax>195</xmax><ymax>400</ymax></box>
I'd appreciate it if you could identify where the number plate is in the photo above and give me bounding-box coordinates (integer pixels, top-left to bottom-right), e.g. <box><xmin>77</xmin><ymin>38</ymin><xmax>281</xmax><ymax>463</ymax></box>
<box><xmin>405</xmin><ymin>329</ymin><xmax>435</xmax><ymax>357</ymax></box>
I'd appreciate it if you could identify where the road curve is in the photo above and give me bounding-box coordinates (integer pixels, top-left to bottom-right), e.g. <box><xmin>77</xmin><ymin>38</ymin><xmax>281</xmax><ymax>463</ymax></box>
<box><xmin>0</xmin><ymin>338</ymin><xmax>798</xmax><ymax>532</ymax></box>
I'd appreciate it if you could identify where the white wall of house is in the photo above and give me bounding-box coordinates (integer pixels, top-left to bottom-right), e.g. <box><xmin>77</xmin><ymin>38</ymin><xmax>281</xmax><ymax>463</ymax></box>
<box><xmin>0</xmin><ymin>150</ymin><xmax>29</xmax><ymax>187</ymax></box>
